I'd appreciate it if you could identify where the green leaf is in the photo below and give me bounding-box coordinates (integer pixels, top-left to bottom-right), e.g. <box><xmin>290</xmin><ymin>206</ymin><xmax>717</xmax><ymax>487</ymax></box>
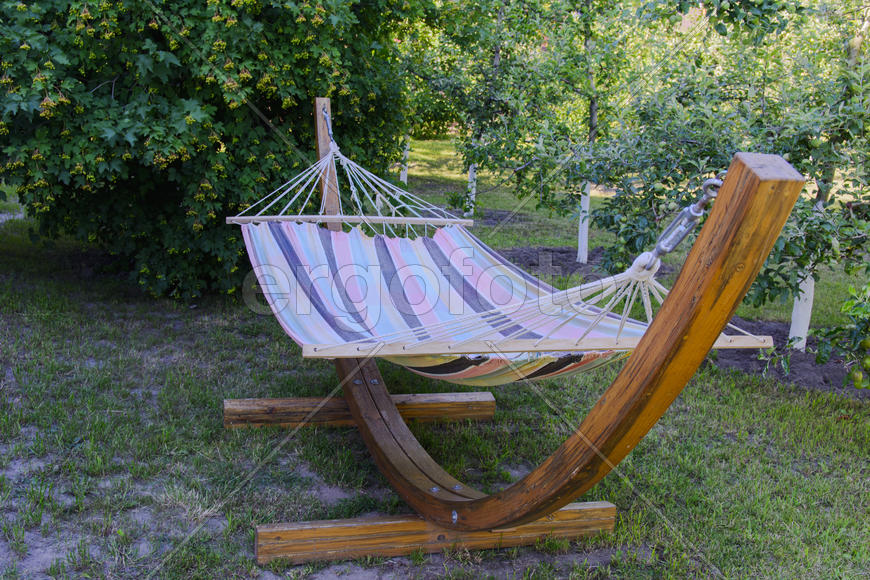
<box><xmin>156</xmin><ymin>51</ymin><xmax>180</xmax><ymax>67</ymax></box>
<box><xmin>135</xmin><ymin>54</ymin><xmax>153</xmax><ymax>76</ymax></box>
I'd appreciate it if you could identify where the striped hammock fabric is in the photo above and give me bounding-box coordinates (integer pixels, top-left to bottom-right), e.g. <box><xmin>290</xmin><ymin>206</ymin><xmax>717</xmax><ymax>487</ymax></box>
<box><xmin>242</xmin><ymin>221</ymin><xmax>647</xmax><ymax>386</ymax></box>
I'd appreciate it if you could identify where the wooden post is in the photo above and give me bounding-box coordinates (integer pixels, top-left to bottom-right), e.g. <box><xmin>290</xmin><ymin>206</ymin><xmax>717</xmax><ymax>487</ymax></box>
<box><xmin>315</xmin><ymin>97</ymin><xmax>341</xmax><ymax>231</ymax></box>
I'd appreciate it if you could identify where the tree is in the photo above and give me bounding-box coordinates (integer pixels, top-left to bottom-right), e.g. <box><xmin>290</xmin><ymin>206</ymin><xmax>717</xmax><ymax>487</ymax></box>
<box><xmin>584</xmin><ymin>0</ymin><xmax>869</xmax><ymax>380</ymax></box>
<box><xmin>780</xmin><ymin>4</ymin><xmax>869</xmax><ymax>349</ymax></box>
<box><xmin>0</xmin><ymin>0</ymin><xmax>420</xmax><ymax>298</ymax></box>
<box><xmin>407</xmin><ymin>0</ymin><xmax>583</xmax><ymax>215</ymax></box>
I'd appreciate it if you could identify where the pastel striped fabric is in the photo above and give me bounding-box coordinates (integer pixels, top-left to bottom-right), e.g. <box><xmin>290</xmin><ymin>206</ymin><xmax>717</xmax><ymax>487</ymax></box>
<box><xmin>242</xmin><ymin>222</ymin><xmax>646</xmax><ymax>386</ymax></box>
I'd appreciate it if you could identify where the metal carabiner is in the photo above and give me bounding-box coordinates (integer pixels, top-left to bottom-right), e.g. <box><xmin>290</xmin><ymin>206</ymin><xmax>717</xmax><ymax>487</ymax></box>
<box><xmin>644</xmin><ymin>176</ymin><xmax>725</xmax><ymax>270</ymax></box>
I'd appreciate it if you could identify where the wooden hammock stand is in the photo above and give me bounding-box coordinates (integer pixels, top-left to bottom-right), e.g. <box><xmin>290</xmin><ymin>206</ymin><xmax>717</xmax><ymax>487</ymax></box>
<box><xmin>224</xmin><ymin>98</ymin><xmax>804</xmax><ymax>565</ymax></box>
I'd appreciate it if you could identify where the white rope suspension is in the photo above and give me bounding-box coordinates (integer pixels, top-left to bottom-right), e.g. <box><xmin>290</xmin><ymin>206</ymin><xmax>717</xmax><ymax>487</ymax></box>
<box><xmin>227</xmin><ymin>131</ymin><xmax>469</xmax><ymax>233</ymax></box>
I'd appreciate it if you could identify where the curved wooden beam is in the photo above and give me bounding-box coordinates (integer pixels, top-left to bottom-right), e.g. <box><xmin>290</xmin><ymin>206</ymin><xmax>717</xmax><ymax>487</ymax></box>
<box><xmin>339</xmin><ymin>153</ymin><xmax>804</xmax><ymax>531</ymax></box>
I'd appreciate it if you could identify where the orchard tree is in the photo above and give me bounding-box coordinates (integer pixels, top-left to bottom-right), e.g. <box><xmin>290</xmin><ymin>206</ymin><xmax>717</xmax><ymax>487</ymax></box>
<box><xmin>583</xmin><ymin>0</ymin><xmax>868</xmax><ymax>380</ymax></box>
<box><xmin>775</xmin><ymin>3</ymin><xmax>869</xmax><ymax>350</ymax></box>
<box><xmin>407</xmin><ymin>0</ymin><xmax>582</xmax><ymax>215</ymax></box>
<box><xmin>396</xmin><ymin>17</ymin><xmax>460</xmax><ymax>182</ymax></box>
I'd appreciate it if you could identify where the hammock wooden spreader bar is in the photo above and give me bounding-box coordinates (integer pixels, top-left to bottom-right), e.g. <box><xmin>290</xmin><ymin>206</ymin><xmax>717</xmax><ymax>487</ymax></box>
<box><xmin>227</xmin><ymin>214</ymin><xmax>474</xmax><ymax>227</ymax></box>
<box><xmin>303</xmin><ymin>333</ymin><xmax>773</xmax><ymax>357</ymax></box>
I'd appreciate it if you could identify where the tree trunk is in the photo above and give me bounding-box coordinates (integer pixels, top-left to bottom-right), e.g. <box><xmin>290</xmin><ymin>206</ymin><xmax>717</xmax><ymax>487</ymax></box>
<box><xmin>466</xmin><ymin>161</ymin><xmax>477</xmax><ymax>218</ymax></box>
<box><xmin>576</xmin><ymin>182</ymin><xmax>591</xmax><ymax>263</ymax></box>
<box><xmin>584</xmin><ymin>0</ymin><xmax>598</xmax><ymax>143</ymax></box>
<box><xmin>789</xmin><ymin>276</ymin><xmax>815</xmax><ymax>351</ymax></box>
<box><xmin>788</xmin><ymin>199</ymin><xmax>825</xmax><ymax>350</ymax></box>
<box><xmin>586</xmin><ymin>47</ymin><xmax>597</xmax><ymax>141</ymax></box>
<box><xmin>464</xmin><ymin>5</ymin><xmax>505</xmax><ymax>218</ymax></box>
<box><xmin>399</xmin><ymin>135</ymin><xmax>410</xmax><ymax>185</ymax></box>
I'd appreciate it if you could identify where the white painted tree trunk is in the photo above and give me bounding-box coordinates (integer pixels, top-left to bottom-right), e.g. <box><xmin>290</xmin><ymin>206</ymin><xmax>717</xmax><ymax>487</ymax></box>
<box><xmin>788</xmin><ymin>275</ymin><xmax>815</xmax><ymax>351</ymax></box>
<box><xmin>465</xmin><ymin>162</ymin><xmax>477</xmax><ymax>218</ymax></box>
<box><xmin>399</xmin><ymin>136</ymin><xmax>410</xmax><ymax>185</ymax></box>
<box><xmin>576</xmin><ymin>182</ymin><xmax>591</xmax><ymax>263</ymax></box>
<box><xmin>788</xmin><ymin>200</ymin><xmax>825</xmax><ymax>351</ymax></box>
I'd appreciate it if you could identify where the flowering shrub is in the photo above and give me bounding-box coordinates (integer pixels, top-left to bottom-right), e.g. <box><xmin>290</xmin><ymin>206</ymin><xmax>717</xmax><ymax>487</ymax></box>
<box><xmin>0</xmin><ymin>0</ymin><xmax>417</xmax><ymax>297</ymax></box>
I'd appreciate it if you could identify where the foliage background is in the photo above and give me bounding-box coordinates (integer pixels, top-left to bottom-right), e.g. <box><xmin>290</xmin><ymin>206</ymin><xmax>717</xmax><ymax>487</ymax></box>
<box><xmin>0</xmin><ymin>0</ymin><xmax>418</xmax><ymax>298</ymax></box>
<box><xmin>402</xmin><ymin>0</ymin><xmax>868</xmax><ymax>373</ymax></box>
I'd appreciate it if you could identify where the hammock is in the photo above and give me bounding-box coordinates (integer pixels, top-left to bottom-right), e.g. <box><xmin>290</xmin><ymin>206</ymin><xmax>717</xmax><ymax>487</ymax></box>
<box><xmin>229</xmin><ymin>125</ymin><xmax>770</xmax><ymax>387</ymax></box>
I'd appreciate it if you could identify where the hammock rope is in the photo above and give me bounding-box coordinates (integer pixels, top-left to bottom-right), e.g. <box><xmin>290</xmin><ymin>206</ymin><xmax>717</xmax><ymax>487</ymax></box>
<box><xmin>311</xmin><ymin>249</ymin><xmax>674</xmax><ymax>356</ymax></box>
<box><xmin>229</xmin><ymin>112</ymin><xmax>468</xmax><ymax>236</ymax></box>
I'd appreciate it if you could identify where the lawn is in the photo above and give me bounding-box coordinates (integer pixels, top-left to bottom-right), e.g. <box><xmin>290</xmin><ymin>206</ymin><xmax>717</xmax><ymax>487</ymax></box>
<box><xmin>0</xmin><ymin>187</ymin><xmax>20</xmax><ymax>216</ymax></box>
<box><xmin>0</xmin><ymin>143</ymin><xmax>867</xmax><ymax>578</ymax></box>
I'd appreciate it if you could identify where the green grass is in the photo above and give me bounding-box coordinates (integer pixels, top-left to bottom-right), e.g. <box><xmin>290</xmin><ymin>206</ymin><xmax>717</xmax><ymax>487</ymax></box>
<box><xmin>0</xmin><ymin>142</ymin><xmax>867</xmax><ymax>578</ymax></box>
<box><xmin>0</xmin><ymin>186</ymin><xmax>20</xmax><ymax>214</ymax></box>
<box><xmin>735</xmin><ymin>264</ymin><xmax>858</xmax><ymax>326</ymax></box>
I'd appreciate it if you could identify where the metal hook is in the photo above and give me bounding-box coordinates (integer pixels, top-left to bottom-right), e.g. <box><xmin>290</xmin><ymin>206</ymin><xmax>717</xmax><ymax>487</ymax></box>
<box><xmin>322</xmin><ymin>106</ymin><xmax>335</xmax><ymax>143</ymax></box>
<box><xmin>692</xmin><ymin>177</ymin><xmax>724</xmax><ymax>214</ymax></box>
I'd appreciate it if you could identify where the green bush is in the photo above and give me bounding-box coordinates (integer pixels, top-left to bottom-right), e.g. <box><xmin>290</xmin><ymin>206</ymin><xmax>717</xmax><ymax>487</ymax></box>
<box><xmin>0</xmin><ymin>0</ymin><xmax>418</xmax><ymax>298</ymax></box>
<box><xmin>814</xmin><ymin>282</ymin><xmax>870</xmax><ymax>388</ymax></box>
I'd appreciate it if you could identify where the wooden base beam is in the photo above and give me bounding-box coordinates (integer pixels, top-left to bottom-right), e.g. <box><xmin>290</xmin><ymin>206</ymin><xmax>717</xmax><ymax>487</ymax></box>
<box><xmin>255</xmin><ymin>501</ymin><xmax>616</xmax><ymax>564</ymax></box>
<box><xmin>223</xmin><ymin>392</ymin><xmax>496</xmax><ymax>429</ymax></box>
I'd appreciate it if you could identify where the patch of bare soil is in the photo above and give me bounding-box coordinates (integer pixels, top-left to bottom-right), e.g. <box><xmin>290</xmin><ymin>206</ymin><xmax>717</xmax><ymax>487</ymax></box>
<box><xmin>712</xmin><ymin>317</ymin><xmax>868</xmax><ymax>400</ymax></box>
<box><xmin>472</xmin><ymin>208</ymin><xmax>533</xmax><ymax>227</ymax></box>
<box><xmin>499</xmin><ymin>245</ymin><xmax>607</xmax><ymax>283</ymax></box>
